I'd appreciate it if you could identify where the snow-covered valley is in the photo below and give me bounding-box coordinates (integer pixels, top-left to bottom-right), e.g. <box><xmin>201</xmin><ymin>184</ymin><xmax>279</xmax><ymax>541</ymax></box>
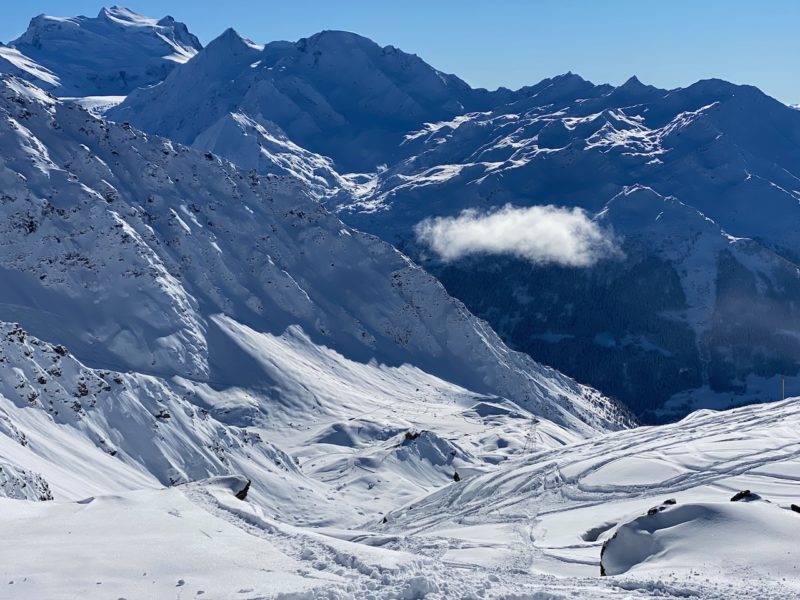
<box><xmin>98</xmin><ymin>21</ymin><xmax>800</xmax><ymax>419</ymax></box>
<box><xmin>0</xmin><ymin>5</ymin><xmax>799</xmax><ymax>599</ymax></box>
<box><xmin>4</xmin><ymin>394</ymin><xmax>800</xmax><ymax>599</ymax></box>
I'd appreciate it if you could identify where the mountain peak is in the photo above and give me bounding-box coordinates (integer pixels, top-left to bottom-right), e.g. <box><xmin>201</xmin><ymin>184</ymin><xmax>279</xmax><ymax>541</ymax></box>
<box><xmin>604</xmin><ymin>74</ymin><xmax>665</xmax><ymax>104</ymax></box>
<box><xmin>204</xmin><ymin>27</ymin><xmax>263</xmax><ymax>56</ymax></box>
<box><xmin>6</xmin><ymin>6</ymin><xmax>201</xmax><ymax>96</ymax></box>
<box><xmin>620</xmin><ymin>75</ymin><xmax>644</xmax><ymax>87</ymax></box>
<box><xmin>97</xmin><ymin>5</ymin><xmax>155</xmax><ymax>25</ymax></box>
<box><xmin>295</xmin><ymin>30</ymin><xmax>379</xmax><ymax>54</ymax></box>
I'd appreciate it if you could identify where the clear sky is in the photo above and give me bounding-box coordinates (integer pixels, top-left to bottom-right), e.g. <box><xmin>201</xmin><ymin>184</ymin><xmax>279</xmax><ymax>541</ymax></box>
<box><xmin>2</xmin><ymin>1</ymin><xmax>798</xmax><ymax>104</ymax></box>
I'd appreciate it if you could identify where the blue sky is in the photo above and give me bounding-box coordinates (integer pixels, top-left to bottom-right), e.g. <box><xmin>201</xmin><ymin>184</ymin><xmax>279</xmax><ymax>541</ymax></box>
<box><xmin>2</xmin><ymin>1</ymin><xmax>798</xmax><ymax>104</ymax></box>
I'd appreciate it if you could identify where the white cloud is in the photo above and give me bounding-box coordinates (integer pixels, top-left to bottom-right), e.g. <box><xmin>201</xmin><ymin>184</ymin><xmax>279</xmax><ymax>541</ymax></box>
<box><xmin>414</xmin><ymin>204</ymin><xmax>619</xmax><ymax>267</ymax></box>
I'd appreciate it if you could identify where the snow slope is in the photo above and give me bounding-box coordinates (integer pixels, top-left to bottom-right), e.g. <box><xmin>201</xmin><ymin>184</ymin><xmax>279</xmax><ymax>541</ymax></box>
<box><xmin>3</xmin><ymin>396</ymin><xmax>798</xmax><ymax>598</ymax></box>
<box><xmin>0</xmin><ymin>475</ymin><xmax>681</xmax><ymax>600</ymax></box>
<box><xmin>0</xmin><ymin>6</ymin><xmax>201</xmax><ymax>96</ymax></box>
<box><xmin>601</xmin><ymin>500</ymin><xmax>800</xmax><ymax>583</ymax></box>
<box><xmin>374</xmin><ymin>396</ymin><xmax>800</xmax><ymax>598</ymax></box>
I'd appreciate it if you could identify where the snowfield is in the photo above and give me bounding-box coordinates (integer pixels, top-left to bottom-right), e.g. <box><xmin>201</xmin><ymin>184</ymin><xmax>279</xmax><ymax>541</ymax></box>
<box><xmin>0</xmin><ymin>6</ymin><xmax>799</xmax><ymax>599</ymax></box>
<box><xmin>3</xmin><ymin>398</ymin><xmax>799</xmax><ymax>598</ymax></box>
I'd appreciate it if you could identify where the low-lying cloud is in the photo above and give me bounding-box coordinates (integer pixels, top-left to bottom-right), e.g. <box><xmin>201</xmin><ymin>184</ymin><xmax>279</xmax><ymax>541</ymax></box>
<box><xmin>414</xmin><ymin>204</ymin><xmax>619</xmax><ymax>267</ymax></box>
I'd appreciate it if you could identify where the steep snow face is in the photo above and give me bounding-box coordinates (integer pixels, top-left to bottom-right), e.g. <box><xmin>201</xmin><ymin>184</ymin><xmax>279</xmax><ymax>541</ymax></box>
<box><xmin>190</xmin><ymin>110</ymin><xmax>353</xmax><ymax>199</ymax></box>
<box><xmin>0</xmin><ymin>6</ymin><xmax>201</xmax><ymax>96</ymax></box>
<box><xmin>0</xmin><ymin>76</ymin><xmax>627</xmax><ymax>434</ymax></box>
<box><xmin>111</xmin><ymin>28</ymin><xmax>509</xmax><ymax>172</ymax></box>
<box><xmin>0</xmin><ymin>321</ymin><xmax>342</xmax><ymax>522</ymax></box>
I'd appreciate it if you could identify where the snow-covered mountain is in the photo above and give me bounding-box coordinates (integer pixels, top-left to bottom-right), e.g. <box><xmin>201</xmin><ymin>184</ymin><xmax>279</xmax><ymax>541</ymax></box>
<box><xmin>336</xmin><ymin>75</ymin><xmax>800</xmax><ymax>419</ymax></box>
<box><xmin>110</xmin><ymin>27</ymin><xmax>516</xmax><ymax>173</ymax></box>
<box><xmin>1</xmin><ymin>6</ymin><xmax>799</xmax><ymax>596</ymax></box>
<box><xmin>0</xmin><ymin>74</ymin><xmax>632</xmax><ymax>523</ymax></box>
<box><xmin>102</xmin><ymin>16</ymin><xmax>800</xmax><ymax>418</ymax></box>
<box><xmin>0</xmin><ymin>6</ymin><xmax>201</xmax><ymax>96</ymax></box>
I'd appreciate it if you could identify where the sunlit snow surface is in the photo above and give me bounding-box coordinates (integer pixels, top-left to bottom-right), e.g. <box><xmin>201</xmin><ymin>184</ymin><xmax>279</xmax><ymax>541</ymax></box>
<box><xmin>0</xmin><ymin>7</ymin><xmax>201</xmax><ymax>96</ymax></box>
<box><xmin>3</xmin><ymin>399</ymin><xmax>799</xmax><ymax>598</ymax></box>
<box><xmin>0</xmin><ymin>74</ymin><xmax>632</xmax><ymax>597</ymax></box>
<box><xmin>0</xmin><ymin>15</ymin><xmax>797</xmax><ymax>597</ymax></box>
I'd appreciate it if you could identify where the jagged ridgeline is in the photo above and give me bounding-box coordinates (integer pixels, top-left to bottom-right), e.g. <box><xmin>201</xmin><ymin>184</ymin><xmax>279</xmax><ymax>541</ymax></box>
<box><xmin>98</xmin><ymin>22</ymin><xmax>800</xmax><ymax>420</ymax></box>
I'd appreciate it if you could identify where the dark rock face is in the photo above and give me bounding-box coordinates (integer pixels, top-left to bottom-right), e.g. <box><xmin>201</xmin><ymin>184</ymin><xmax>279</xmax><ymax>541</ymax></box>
<box><xmin>730</xmin><ymin>490</ymin><xmax>761</xmax><ymax>502</ymax></box>
<box><xmin>403</xmin><ymin>430</ymin><xmax>422</xmax><ymax>442</ymax></box>
<box><xmin>647</xmin><ymin>498</ymin><xmax>678</xmax><ymax>515</ymax></box>
<box><xmin>427</xmin><ymin>240</ymin><xmax>800</xmax><ymax>423</ymax></box>
<box><xmin>234</xmin><ymin>479</ymin><xmax>251</xmax><ymax>501</ymax></box>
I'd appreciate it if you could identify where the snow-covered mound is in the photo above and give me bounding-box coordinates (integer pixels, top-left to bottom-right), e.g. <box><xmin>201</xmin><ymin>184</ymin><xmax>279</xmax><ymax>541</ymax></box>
<box><xmin>110</xmin><ymin>28</ymin><xmax>512</xmax><ymax>173</ymax></box>
<box><xmin>0</xmin><ymin>6</ymin><xmax>201</xmax><ymax>96</ymax></box>
<box><xmin>600</xmin><ymin>500</ymin><xmax>800</xmax><ymax>584</ymax></box>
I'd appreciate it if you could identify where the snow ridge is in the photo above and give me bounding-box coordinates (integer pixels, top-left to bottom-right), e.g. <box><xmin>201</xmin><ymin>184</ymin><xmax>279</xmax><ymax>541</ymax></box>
<box><xmin>0</xmin><ymin>6</ymin><xmax>201</xmax><ymax>96</ymax></box>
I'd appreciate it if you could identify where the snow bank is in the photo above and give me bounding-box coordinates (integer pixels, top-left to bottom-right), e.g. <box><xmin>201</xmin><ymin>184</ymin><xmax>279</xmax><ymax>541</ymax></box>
<box><xmin>601</xmin><ymin>500</ymin><xmax>800</xmax><ymax>590</ymax></box>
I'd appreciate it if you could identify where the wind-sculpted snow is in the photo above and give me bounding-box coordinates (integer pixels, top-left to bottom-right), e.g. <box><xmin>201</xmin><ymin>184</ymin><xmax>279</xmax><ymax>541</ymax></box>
<box><xmin>371</xmin><ymin>396</ymin><xmax>800</xmax><ymax>597</ymax></box>
<box><xmin>0</xmin><ymin>7</ymin><xmax>201</xmax><ymax>97</ymax></box>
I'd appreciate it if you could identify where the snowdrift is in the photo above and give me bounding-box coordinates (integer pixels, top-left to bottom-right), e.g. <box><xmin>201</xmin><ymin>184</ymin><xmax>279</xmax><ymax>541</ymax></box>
<box><xmin>601</xmin><ymin>500</ymin><xmax>800</xmax><ymax>590</ymax></box>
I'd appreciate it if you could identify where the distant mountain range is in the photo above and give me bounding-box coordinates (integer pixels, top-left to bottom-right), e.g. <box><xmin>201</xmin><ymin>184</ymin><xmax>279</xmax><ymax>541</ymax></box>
<box><xmin>3</xmin><ymin>6</ymin><xmax>799</xmax><ymax>423</ymax></box>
